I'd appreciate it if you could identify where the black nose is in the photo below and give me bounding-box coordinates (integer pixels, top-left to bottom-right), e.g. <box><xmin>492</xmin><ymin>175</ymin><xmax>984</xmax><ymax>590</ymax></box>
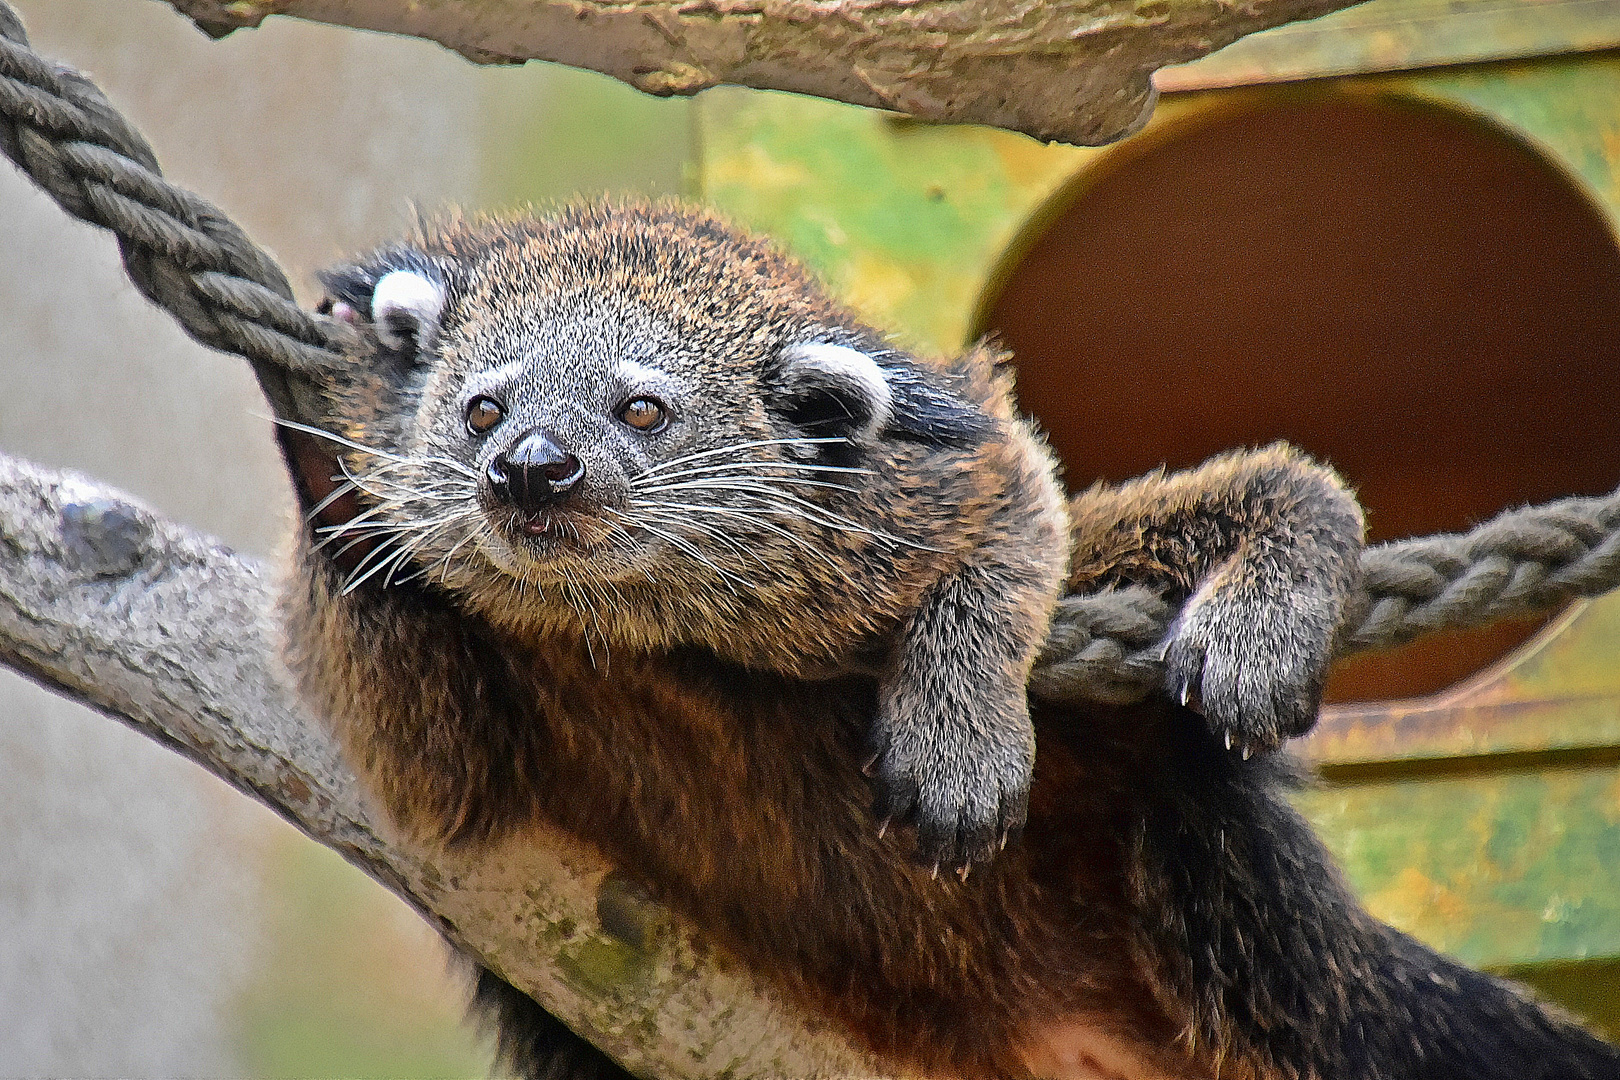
<box><xmin>486</xmin><ymin>429</ymin><xmax>585</xmax><ymax>512</ymax></box>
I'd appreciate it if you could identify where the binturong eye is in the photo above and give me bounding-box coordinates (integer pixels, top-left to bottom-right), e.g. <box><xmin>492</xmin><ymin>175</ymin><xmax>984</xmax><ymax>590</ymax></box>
<box><xmin>466</xmin><ymin>396</ymin><xmax>505</xmax><ymax>435</ymax></box>
<box><xmin>618</xmin><ymin>397</ymin><xmax>669</xmax><ymax>433</ymax></box>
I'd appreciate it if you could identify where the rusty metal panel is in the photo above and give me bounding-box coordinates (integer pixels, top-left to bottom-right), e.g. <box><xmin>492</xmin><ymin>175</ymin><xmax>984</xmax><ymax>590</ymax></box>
<box><xmin>1390</xmin><ymin>57</ymin><xmax>1620</xmax><ymax>227</ymax></box>
<box><xmin>698</xmin><ymin>59</ymin><xmax>1620</xmax><ymax>352</ymax></box>
<box><xmin>1308</xmin><ymin>596</ymin><xmax>1620</xmax><ymax>766</ymax></box>
<box><xmin>1297</xmin><ymin>594</ymin><xmax>1620</xmax><ymax>966</ymax></box>
<box><xmin>1294</xmin><ymin>765</ymin><xmax>1620</xmax><ymax>967</ymax></box>
<box><xmin>696</xmin><ymin>51</ymin><xmax>1620</xmax><ymax>973</ymax></box>
<box><xmin>1295</xmin><ymin>591</ymin><xmax>1620</xmax><ymax>967</ymax></box>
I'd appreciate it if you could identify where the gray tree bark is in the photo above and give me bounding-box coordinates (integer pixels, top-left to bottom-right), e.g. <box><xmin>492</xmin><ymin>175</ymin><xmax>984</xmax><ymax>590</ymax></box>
<box><xmin>161</xmin><ymin>0</ymin><xmax>1367</xmax><ymax>146</ymax></box>
<box><xmin>0</xmin><ymin>452</ymin><xmax>894</xmax><ymax>1080</ymax></box>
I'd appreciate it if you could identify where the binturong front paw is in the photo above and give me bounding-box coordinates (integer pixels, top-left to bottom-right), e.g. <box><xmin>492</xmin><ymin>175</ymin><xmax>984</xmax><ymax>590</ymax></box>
<box><xmin>1160</xmin><ymin>559</ymin><xmax>1347</xmax><ymax>757</ymax></box>
<box><xmin>865</xmin><ymin>688</ymin><xmax>1034</xmax><ymax>876</ymax></box>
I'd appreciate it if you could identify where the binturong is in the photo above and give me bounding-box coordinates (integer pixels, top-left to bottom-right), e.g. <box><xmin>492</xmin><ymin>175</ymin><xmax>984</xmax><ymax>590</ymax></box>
<box><xmin>277</xmin><ymin>202</ymin><xmax>1620</xmax><ymax>1080</ymax></box>
<box><xmin>302</xmin><ymin>202</ymin><xmax>1070</xmax><ymax>871</ymax></box>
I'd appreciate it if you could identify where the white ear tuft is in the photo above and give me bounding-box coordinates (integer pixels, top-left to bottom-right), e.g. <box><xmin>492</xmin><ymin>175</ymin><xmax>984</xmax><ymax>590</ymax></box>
<box><xmin>779</xmin><ymin>341</ymin><xmax>894</xmax><ymax>442</ymax></box>
<box><xmin>371</xmin><ymin>269</ymin><xmax>446</xmax><ymax>352</ymax></box>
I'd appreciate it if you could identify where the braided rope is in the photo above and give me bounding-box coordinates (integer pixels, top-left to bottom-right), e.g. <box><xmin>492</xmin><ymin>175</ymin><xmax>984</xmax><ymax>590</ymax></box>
<box><xmin>3</xmin><ymin>0</ymin><xmax>1619</xmax><ymax>705</ymax></box>
<box><xmin>1030</xmin><ymin>485</ymin><xmax>1620</xmax><ymax>701</ymax></box>
<box><xmin>0</xmin><ymin>3</ymin><xmax>351</xmax><ymax>420</ymax></box>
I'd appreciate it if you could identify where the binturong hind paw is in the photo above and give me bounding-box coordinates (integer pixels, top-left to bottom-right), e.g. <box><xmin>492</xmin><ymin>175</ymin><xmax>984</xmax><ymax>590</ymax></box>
<box><xmin>1160</xmin><ymin>564</ymin><xmax>1343</xmax><ymax>757</ymax></box>
<box><xmin>866</xmin><ymin>690</ymin><xmax>1034</xmax><ymax>875</ymax></box>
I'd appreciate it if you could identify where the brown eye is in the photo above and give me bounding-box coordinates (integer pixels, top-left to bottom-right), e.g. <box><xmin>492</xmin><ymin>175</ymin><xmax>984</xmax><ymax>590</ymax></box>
<box><xmin>466</xmin><ymin>396</ymin><xmax>505</xmax><ymax>434</ymax></box>
<box><xmin>619</xmin><ymin>397</ymin><xmax>668</xmax><ymax>433</ymax></box>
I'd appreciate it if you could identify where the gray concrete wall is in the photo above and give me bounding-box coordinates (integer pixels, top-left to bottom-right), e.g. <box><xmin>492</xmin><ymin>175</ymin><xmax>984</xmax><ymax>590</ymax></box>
<box><xmin>0</xmin><ymin>1</ymin><xmax>686</xmax><ymax>1072</ymax></box>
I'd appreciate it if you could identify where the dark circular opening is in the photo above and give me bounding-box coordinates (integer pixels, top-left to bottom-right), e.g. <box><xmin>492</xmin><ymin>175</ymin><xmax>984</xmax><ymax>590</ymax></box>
<box><xmin>979</xmin><ymin>95</ymin><xmax>1620</xmax><ymax>702</ymax></box>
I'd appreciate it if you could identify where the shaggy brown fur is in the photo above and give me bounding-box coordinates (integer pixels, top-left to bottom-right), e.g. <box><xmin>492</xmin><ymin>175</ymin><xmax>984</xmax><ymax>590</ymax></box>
<box><xmin>277</xmin><ymin>201</ymin><xmax>1620</xmax><ymax>1080</ymax></box>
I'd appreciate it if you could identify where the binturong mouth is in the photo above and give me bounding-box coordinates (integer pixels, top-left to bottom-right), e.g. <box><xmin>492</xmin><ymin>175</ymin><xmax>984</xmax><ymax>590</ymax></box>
<box><xmin>516</xmin><ymin>509</ymin><xmax>564</xmax><ymax>538</ymax></box>
<box><xmin>486</xmin><ymin>500</ymin><xmax>617</xmax><ymax>567</ymax></box>
<box><xmin>505</xmin><ymin>506</ymin><xmax>589</xmax><ymax>544</ymax></box>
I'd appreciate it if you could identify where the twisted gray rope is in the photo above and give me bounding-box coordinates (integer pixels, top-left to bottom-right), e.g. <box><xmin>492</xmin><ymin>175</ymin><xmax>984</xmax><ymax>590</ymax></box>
<box><xmin>1029</xmin><ymin>491</ymin><xmax>1620</xmax><ymax>702</ymax></box>
<box><xmin>2</xmin><ymin>0</ymin><xmax>1618</xmax><ymax>705</ymax></box>
<box><xmin>0</xmin><ymin>2</ymin><xmax>350</xmax><ymax>422</ymax></box>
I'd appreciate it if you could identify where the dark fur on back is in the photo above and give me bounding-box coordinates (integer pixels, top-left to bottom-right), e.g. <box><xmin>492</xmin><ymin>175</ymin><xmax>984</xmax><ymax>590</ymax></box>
<box><xmin>278</xmin><ymin>201</ymin><xmax>1620</xmax><ymax>1080</ymax></box>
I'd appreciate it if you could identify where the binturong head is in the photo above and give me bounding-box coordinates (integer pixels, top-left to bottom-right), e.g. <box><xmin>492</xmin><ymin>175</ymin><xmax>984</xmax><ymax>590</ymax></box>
<box><xmin>299</xmin><ymin>202</ymin><xmax>994</xmax><ymax>660</ymax></box>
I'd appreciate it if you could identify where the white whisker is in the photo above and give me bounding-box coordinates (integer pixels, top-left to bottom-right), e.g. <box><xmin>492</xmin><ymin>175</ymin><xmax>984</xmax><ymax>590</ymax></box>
<box><xmin>643</xmin><ymin>482</ymin><xmax>885</xmax><ymax>541</ymax></box>
<box><xmin>638</xmin><ymin>476</ymin><xmax>862</xmax><ymax>496</ymax></box>
<box><xmin>624</xmin><ymin>507</ymin><xmax>772</xmax><ymax>576</ymax></box>
<box><xmin>629</xmin><ymin>517</ymin><xmax>751</xmax><ymax>594</ymax></box>
<box><xmin>382</xmin><ymin>517</ymin><xmax>463</xmax><ymax>588</ymax></box>
<box><xmin>275</xmin><ymin>418</ymin><xmax>481</xmax><ymax>479</ymax></box>
<box><xmin>630</xmin><ymin>437</ymin><xmax>851</xmax><ymax>482</ymax></box>
<box><xmin>304</xmin><ymin>480</ymin><xmax>361</xmax><ymax>523</ymax></box>
<box><xmin>658</xmin><ymin>482</ymin><xmax>944</xmax><ymax>552</ymax></box>
<box><xmin>635</xmin><ymin>501</ymin><xmax>845</xmax><ymax>574</ymax></box>
<box><xmin>634</xmin><ymin>460</ymin><xmax>873</xmax><ymax>485</ymax></box>
<box><xmin>341</xmin><ymin>535</ymin><xmax>413</xmax><ymax>595</ymax></box>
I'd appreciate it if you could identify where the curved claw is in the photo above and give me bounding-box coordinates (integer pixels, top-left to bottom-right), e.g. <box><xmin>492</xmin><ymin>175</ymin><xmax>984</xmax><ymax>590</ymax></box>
<box><xmin>865</xmin><ymin>699</ymin><xmax>1033</xmax><ymax>875</ymax></box>
<box><xmin>1161</xmin><ymin>585</ymin><xmax>1335</xmax><ymax>756</ymax></box>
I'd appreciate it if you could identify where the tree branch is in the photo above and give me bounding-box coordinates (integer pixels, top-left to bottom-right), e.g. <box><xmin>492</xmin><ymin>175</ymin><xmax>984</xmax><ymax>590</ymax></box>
<box><xmin>161</xmin><ymin>0</ymin><xmax>1366</xmax><ymax>146</ymax></box>
<box><xmin>0</xmin><ymin>451</ymin><xmax>892</xmax><ymax>1080</ymax></box>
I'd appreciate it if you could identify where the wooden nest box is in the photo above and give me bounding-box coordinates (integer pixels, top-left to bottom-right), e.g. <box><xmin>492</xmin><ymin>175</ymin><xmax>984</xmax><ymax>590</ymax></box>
<box><xmin>694</xmin><ymin>0</ymin><xmax>1620</xmax><ymax>1036</ymax></box>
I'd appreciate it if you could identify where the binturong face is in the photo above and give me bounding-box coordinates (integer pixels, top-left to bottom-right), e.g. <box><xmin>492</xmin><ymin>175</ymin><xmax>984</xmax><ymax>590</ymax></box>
<box><xmin>439</xmin><ymin>288</ymin><xmax>749</xmax><ymax>573</ymax></box>
<box><xmin>425</xmin><ymin>287</ymin><xmax>887</xmax><ymax>584</ymax></box>
<box><xmin>302</xmin><ymin>206</ymin><xmax>986</xmax><ymax>638</ymax></box>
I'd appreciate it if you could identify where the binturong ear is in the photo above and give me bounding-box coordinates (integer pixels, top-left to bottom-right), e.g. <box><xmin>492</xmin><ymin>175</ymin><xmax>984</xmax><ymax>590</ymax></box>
<box><xmin>317</xmin><ymin>248</ymin><xmax>448</xmax><ymax>360</ymax></box>
<box><xmin>771</xmin><ymin>341</ymin><xmax>895</xmax><ymax>444</ymax></box>
<box><xmin>370</xmin><ymin>268</ymin><xmax>446</xmax><ymax>353</ymax></box>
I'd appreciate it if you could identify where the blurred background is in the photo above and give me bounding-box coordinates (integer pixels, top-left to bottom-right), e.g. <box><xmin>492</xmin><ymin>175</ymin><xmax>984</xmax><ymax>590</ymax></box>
<box><xmin>0</xmin><ymin>0</ymin><xmax>687</xmax><ymax>1073</ymax></box>
<box><xmin>5</xmin><ymin>0</ymin><xmax>1620</xmax><ymax>1073</ymax></box>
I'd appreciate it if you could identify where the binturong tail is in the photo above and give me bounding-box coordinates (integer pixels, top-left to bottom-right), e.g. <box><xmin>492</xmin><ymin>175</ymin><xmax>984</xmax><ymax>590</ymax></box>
<box><xmin>1125</xmin><ymin>726</ymin><xmax>1620</xmax><ymax>1080</ymax></box>
<box><xmin>1348</xmin><ymin>924</ymin><xmax>1620</xmax><ymax>1080</ymax></box>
